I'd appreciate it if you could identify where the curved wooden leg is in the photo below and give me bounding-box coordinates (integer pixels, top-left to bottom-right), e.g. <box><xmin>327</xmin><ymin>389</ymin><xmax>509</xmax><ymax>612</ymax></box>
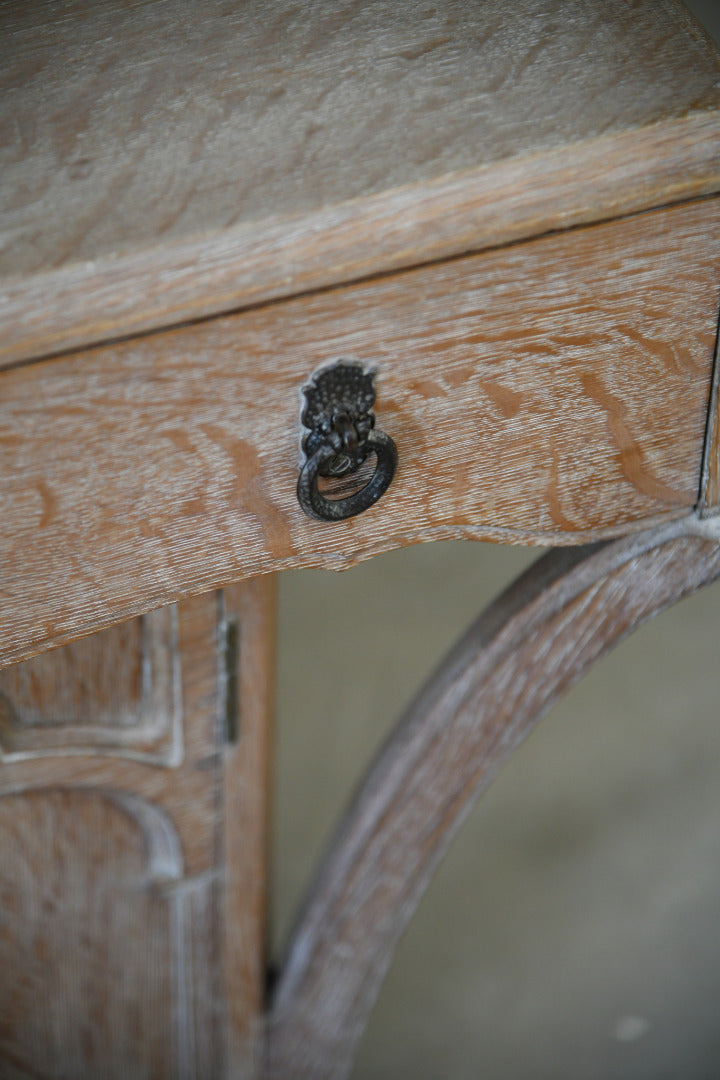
<box><xmin>266</xmin><ymin>515</ymin><xmax>720</xmax><ymax>1080</ymax></box>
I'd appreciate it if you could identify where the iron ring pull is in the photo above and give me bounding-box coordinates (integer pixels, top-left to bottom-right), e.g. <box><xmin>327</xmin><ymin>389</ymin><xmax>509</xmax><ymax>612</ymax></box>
<box><xmin>297</xmin><ymin>428</ymin><xmax>398</xmax><ymax>522</ymax></box>
<box><xmin>296</xmin><ymin>361</ymin><xmax>398</xmax><ymax>523</ymax></box>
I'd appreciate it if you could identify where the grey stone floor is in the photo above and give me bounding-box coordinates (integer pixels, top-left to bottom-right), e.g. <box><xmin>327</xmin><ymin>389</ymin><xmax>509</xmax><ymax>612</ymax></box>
<box><xmin>272</xmin><ymin>5</ymin><xmax>720</xmax><ymax>1075</ymax></box>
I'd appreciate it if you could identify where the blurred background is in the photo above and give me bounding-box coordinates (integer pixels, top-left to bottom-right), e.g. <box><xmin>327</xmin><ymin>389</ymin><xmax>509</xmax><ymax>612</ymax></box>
<box><xmin>272</xmin><ymin>3</ymin><xmax>720</xmax><ymax>1076</ymax></box>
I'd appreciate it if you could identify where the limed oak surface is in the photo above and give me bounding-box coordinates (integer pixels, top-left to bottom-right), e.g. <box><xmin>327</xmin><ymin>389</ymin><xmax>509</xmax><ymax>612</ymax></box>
<box><xmin>1</xmin><ymin>200</ymin><xmax>719</xmax><ymax>667</ymax></box>
<box><xmin>0</xmin><ymin>581</ymin><xmax>275</xmax><ymax>1079</ymax></box>
<box><xmin>1</xmin><ymin>0</ymin><xmax>719</xmax><ymax>363</ymax></box>
<box><xmin>1</xmin><ymin>198</ymin><xmax>720</xmax><ymax>665</ymax></box>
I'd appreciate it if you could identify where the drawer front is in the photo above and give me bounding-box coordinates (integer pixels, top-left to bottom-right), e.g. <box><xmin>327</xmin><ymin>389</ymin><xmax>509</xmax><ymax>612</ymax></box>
<box><xmin>2</xmin><ymin>199</ymin><xmax>719</xmax><ymax>664</ymax></box>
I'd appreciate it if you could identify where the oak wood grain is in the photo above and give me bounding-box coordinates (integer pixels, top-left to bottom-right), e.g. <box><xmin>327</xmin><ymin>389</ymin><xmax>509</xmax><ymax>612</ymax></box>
<box><xmin>266</xmin><ymin>513</ymin><xmax>720</xmax><ymax>1080</ymax></box>
<box><xmin>0</xmin><ymin>607</ymin><xmax>181</xmax><ymax>763</ymax></box>
<box><xmin>1</xmin><ymin>0</ymin><xmax>719</xmax><ymax>365</ymax></box>
<box><xmin>0</xmin><ymin>585</ymin><xmax>272</xmax><ymax>1079</ymax></box>
<box><xmin>221</xmin><ymin>577</ymin><xmax>276</xmax><ymax>1079</ymax></box>
<box><xmin>0</xmin><ymin>599</ymin><xmax>221</xmax><ymax>1078</ymax></box>
<box><xmin>0</xmin><ymin>788</ymin><xmax>186</xmax><ymax>1080</ymax></box>
<box><xmin>1</xmin><ymin>200</ymin><xmax>719</xmax><ymax>668</ymax></box>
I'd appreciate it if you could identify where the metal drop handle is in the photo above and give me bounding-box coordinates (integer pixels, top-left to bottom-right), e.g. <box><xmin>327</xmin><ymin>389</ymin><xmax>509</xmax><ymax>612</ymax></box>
<box><xmin>296</xmin><ymin>362</ymin><xmax>398</xmax><ymax>522</ymax></box>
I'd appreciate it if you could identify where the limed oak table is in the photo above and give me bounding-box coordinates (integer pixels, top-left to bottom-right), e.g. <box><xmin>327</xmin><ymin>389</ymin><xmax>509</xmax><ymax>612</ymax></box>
<box><xmin>1</xmin><ymin>2</ymin><xmax>720</xmax><ymax>1077</ymax></box>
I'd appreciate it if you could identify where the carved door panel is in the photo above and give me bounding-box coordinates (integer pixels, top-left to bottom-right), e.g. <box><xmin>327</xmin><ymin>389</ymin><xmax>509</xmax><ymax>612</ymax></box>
<box><xmin>0</xmin><ymin>580</ymin><xmax>274</xmax><ymax>1080</ymax></box>
<box><xmin>0</xmin><ymin>788</ymin><xmax>210</xmax><ymax>1079</ymax></box>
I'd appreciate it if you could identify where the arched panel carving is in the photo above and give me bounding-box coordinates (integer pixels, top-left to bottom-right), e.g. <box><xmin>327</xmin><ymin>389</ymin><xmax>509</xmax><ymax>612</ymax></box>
<box><xmin>0</xmin><ymin>607</ymin><xmax>182</xmax><ymax>765</ymax></box>
<box><xmin>0</xmin><ymin>787</ymin><xmax>216</xmax><ymax>1079</ymax></box>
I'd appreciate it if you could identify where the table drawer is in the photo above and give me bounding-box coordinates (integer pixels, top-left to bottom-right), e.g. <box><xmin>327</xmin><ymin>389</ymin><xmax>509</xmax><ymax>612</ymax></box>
<box><xmin>2</xmin><ymin>198</ymin><xmax>719</xmax><ymax>665</ymax></box>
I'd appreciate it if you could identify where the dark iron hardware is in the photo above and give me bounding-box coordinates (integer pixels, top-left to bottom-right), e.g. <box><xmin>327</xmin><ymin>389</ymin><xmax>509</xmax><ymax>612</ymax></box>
<box><xmin>296</xmin><ymin>361</ymin><xmax>397</xmax><ymax>522</ymax></box>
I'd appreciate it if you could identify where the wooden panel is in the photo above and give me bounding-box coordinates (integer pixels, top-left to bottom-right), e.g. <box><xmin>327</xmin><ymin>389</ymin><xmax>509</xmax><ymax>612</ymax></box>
<box><xmin>0</xmin><ymin>583</ymin><xmax>276</xmax><ymax>1078</ymax></box>
<box><xmin>1</xmin><ymin>199</ymin><xmax>718</xmax><ymax>666</ymax></box>
<box><xmin>1</xmin><ymin>0</ymin><xmax>719</xmax><ymax>365</ymax></box>
<box><xmin>0</xmin><ymin>788</ymin><xmax>184</xmax><ymax>1080</ymax></box>
<box><xmin>0</xmin><ymin>607</ymin><xmax>181</xmax><ymax>763</ymax></box>
<box><xmin>221</xmin><ymin>577</ymin><xmax>276</xmax><ymax>1078</ymax></box>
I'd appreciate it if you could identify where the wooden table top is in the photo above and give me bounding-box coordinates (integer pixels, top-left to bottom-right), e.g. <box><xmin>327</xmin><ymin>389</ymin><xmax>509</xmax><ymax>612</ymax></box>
<box><xmin>2</xmin><ymin>0</ymin><xmax>719</xmax><ymax>366</ymax></box>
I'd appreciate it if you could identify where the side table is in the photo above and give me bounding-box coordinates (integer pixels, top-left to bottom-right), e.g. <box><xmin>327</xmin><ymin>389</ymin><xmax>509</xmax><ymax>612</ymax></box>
<box><xmin>1</xmin><ymin>3</ymin><xmax>720</xmax><ymax>1077</ymax></box>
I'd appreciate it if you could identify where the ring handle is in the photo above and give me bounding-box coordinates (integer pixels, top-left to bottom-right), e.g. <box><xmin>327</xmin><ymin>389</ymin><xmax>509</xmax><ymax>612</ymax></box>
<box><xmin>296</xmin><ymin>361</ymin><xmax>398</xmax><ymax>523</ymax></box>
<box><xmin>297</xmin><ymin>430</ymin><xmax>398</xmax><ymax>522</ymax></box>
